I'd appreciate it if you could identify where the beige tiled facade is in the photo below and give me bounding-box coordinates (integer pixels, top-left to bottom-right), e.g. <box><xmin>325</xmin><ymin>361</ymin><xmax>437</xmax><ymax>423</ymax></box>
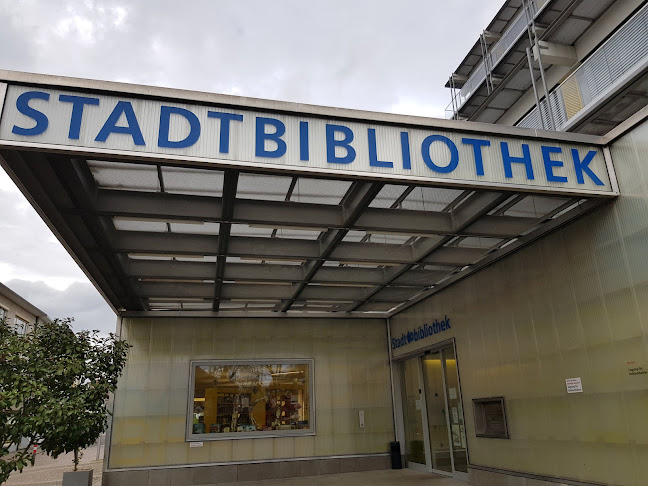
<box><xmin>104</xmin><ymin>113</ymin><xmax>648</xmax><ymax>486</ymax></box>
<box><xmin>108</xmin><ymin>317</ymin><xmax>393</xmax><ymax>470</ymax></box>
<box><xmin>390</xmin><ymin>118</ymin><xmax>648</xmax><ymax>486</ymax></box>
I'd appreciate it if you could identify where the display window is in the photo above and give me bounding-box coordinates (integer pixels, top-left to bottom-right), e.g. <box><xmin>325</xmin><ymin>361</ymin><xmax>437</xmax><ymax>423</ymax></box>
<box><xmin>187</xmin><ymin>360</ymin><xmax>314</xmax><ymax>440</ymax></box>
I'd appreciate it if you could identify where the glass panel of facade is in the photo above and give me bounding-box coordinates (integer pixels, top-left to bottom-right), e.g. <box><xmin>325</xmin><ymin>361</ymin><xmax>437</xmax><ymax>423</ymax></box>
<box><xmin>402</xmin><ymin>357</ymin><xmax>426</xmax><ymax>466</ymax></box>
<box><xmin>189</xmin><ymin>360</ymin><xmax>312</xmax><ymax>438</ymax></box>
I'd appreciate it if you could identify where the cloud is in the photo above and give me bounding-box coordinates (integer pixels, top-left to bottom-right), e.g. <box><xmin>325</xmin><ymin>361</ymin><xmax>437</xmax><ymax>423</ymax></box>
<box><xmin>0</xmin><ymin>0</ymin><xmax>505</xmax><ymax>330</ymax></box>
<box><xmin>0</xmin><ymin>173</ymin><xmax>89</xmax><ymax>289</ymax></box>
<box><xmin>0</xmin><ymin>0</ymin><xmax>504</xmax><ymax>115</ymax></box>
<box><xmin>3</xmin><ymin>279</ymin><xmax>116</xmax><ymax>335</ymax></box>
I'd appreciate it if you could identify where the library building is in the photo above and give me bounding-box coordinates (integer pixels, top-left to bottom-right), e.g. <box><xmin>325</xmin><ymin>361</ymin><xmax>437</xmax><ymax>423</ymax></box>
<box><xmin>1</xmin><ymin>1</ymin><xmax>647</xmax><ymax>485</ymax></box>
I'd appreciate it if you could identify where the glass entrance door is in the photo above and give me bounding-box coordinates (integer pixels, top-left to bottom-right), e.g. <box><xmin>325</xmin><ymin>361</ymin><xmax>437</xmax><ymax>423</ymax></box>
<box><xmin>400</xmin><ymin>344</ymin><xmax>468</xmax><ymax>479</ymax></box>
<box><xmin>422</xmin><ymin>352</ymin><xmax>452</xmax><ymax>473</ymax></box>
<box><xmin>401</xmin><ymin>357</ymin><xmax>428</xmax><ymax>470</ymax></box>
<box><xmin>443</xmin><ymin>347</ymin><xmax>468</xmax><ymax>475</ymax></box>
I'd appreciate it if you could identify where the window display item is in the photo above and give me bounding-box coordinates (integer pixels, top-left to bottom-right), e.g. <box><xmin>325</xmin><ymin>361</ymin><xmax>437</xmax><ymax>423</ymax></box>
<box><xmin>188</xmin><ymin>360</ymin><xmax>313</xmax><ymax>439</ymax></box>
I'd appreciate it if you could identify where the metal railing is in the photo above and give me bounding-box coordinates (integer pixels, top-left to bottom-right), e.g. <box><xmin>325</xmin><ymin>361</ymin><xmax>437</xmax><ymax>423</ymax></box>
<box><xmin>446</xmin><ymin>0</ymin><xmax>543</xmax><ymax>118</ymax></box>
<box><xmin>516</xmin><ymin>2</ymin><xmax>648</xmax><ymax>130</ymax></box>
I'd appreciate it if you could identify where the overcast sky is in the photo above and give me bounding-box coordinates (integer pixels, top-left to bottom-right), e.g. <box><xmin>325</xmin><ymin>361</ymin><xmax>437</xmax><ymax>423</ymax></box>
<box><xmin>0</xmin><ymin>0</ymin><xmax>502</xmax><ymax>334</ymax></box>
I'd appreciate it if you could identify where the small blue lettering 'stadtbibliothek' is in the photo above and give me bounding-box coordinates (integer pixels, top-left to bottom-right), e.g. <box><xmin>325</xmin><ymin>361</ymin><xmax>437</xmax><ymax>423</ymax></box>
<box><xmin>2</xmin><ymin>87</ymin><xmax>609</xmax><ymax>190</ymax></box>
<box><xmin>392</xmin><ymin>316</ymin><xmax>451</xmax><ymax>350</ymax></box>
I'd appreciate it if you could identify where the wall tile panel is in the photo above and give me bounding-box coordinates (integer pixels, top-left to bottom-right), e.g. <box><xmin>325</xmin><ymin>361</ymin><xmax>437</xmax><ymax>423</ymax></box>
<box><xmin>108</xmin><ymin>317</ymin><xmax>391</xmax><ymax>469</ymax></box>
<box><xmin>389</xmin><ymin>119</ymin><xmax>648</xmax><ymax>484</ymax></box>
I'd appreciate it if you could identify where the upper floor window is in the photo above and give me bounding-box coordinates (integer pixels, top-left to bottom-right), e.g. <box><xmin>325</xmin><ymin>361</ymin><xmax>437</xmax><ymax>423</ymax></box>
<box><xmin>0</xmin><ymin>307</ymin><xmax>6</xmax><ymax>322</ymax></box>
<box><xmin>14</xmin><ymin>316</ymin><xmax>29</xmax><ymax>335</ymax></box>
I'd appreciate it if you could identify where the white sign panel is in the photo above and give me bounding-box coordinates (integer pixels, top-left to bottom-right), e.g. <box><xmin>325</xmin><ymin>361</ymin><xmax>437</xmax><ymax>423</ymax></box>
<box><xmin>0</xmin><ymin>84</ymin><xmax>613</xmax><ymax>194</ymax></box>
<box><xmin>0</xmin><ymin>83</ymin><xmax>6</xmax><ymax>120</ymax></box>
<box><xmin>565</xmin><ymin>377</ymin><xmax>583</xmax><ymax>393</ymax></box>
<box><xmin>189</xmin><ymin>441</ymin><xmax>203</xmax><ymax>448</ymax></box>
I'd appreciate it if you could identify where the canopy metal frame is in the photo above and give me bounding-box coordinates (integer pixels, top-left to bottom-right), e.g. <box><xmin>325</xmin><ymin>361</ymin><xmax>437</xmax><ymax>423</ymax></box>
<box><xmin>1</xmin><ymin>149</ymin><xmax>611</xmax><ymax>319</ymax></box>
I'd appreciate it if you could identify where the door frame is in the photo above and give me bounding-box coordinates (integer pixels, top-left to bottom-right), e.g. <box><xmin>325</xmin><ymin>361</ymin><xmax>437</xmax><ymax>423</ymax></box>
<box><xmin>394</xmin><ymin>338</ymin><xmax>469</xmax><ymax>481</ymax></box>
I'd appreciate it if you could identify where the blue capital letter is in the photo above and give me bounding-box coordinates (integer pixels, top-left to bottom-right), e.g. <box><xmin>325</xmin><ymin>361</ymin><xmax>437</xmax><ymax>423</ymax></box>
<box><xmin>462</xmin><ymin>138</ymin><xmax>490</xmax><ymax>176</ymax></box>
<box><xmin>541</xmin><ymin>146</ymin><xmax>568</xmax><ymax>183</ymax></box>
<box><xmin>299</xmin><ymin>121</ymin><xmax>309</xmax><ymax>161</ymax></box>
<box><xmin>12</xmin><ymin>91</ymin><xmax>50</xmax><ymax>136</ymax></box>
<box><xmin>95</xmin><ymin>101</ymin><xmax>145</xmax><ymax>145</ymax></box>
<box><xmin>255</xmin><ymin>117</ymin><xmax>286</xmax><ymax>158</ymax></box>
<box><xmin>207</xmin><ymin>111</ymin><xmax>243</xmax><ymax>154</ymax></box>
<box><xmin>158</xmin><ymin>106</ymin><xmax>201</xmax><ymax>149</ymax></box>
<box><xmin>59</xmin><ymin>95</ymin><xmax>99</xmax><ymax>140</ymax></box>
<box><xmin>421</xmin><ymin>135</ymin><xmax>459</xmax><ymax>173</ymax></box>
<box><xmin>400</xmin><ymin>132</ymin><xmax>411</xmax><ymax>170</ymax></box>
<box><xmin>572</xmin><ymin>149</ymin><xmax>604</xmax><ymax>186</ymax></box>
<box><xmin>368</xmin><ymin>128</ymin><xmax>393</xmax><ymax>168</ymax></box>
<box><xmin>326</xmin><ymin>124</ymin><xmax>355</xmax><ymax>164</ymax></box>
<box><xmin>501</xmin><ymin>142</ymin><xmax>534</xmax><ymax>180</ymax></box>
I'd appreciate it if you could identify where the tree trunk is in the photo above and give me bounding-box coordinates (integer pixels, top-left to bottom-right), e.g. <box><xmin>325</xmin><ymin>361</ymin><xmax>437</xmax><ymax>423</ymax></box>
<box><xmin>73</xmin><ymin>449</ymin><xmax>78</xmax><ymax>472</ymax></box>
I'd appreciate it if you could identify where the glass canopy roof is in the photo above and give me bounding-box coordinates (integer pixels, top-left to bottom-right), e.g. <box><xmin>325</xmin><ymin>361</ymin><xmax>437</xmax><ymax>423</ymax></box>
<box><xmin>1</xmin><ymin>150</ymin><xmax>603</xmax><ymax>318</ymax></box>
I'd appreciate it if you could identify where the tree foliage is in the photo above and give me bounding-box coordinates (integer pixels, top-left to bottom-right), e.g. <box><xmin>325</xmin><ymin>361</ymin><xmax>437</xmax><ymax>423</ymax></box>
<box><xmin>0</xmin><ymin>319</ymin><xmax>46</xmax><ymax>483</ymax></box>
<box><xmin>0</xmin><ymin>318</ymin><xmax>130</xmax><ymax>482</ymax></box>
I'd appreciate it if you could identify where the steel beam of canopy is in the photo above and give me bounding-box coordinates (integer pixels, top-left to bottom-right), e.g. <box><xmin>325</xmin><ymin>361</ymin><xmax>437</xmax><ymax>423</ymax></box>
<box><xmin>137</xmin><ymin>281</ymin><xmax>400</xmax><ymax>301</ymax></box>
<box><xmin>421</xmin><ymin>247</ymin><xmax>488</xmax><ymax>265</ymax></box>
<box><xmin>213</xmin><ymin>171</ymin><xmax>238</xmax><ymax>311</ymax></box>
<box><xmin>463</xmin><ymin>215</ymin><xmax>538</xmax><ymax>237</ymax></box>
<box><xmin>96</xmin><ymin>189</ymin><xmax>223</xmax><ymax>222</ymax></box>
<box><xmin>112</xmin><ymin>230</ymin><xmax>495</xmax><ymax>266</ymax></box>
<box><xmin>126</xmin><ymin>259</ymin><xmax>218</xmax><ymax>280</ymax></box>
<box><xmin>391</xmin><ymin>269</ymin><xmax>451</xmax><ymax>286</ymax></box>
<box><xmin>93</xmin><ymin>189</ymin><xmax>537</xmax><ymax>238</ymax></box>
<box><xmin>391</xmin><ymin>197</ymin><xmax>606</xmax><ymax>316</ymax></box>
<box><xmin>350</xmin><ymin>191</ymin><xmax>511</xmax><ymax>312</ymax></box>
<box><xmin>410</xmin><ymin>191</ymin><xmax>510</xmax><ymax>262</ymax></box>
<box><xmin>280</xmin><ymin>181</ymin><xmax>383</xmax><ymax>312</ymax></box>
<box><xmin>0</xmin><ymin>150</ymin><xmax>127</xmax><ymax>312</ymax></box>
<box><xmin>49</xmin><ymin>156</ymin><xmax>146</xmax><ymax>310</ymax></box>
<box><xmin>125</xmin><ymin>260</ymin><xmax>423</xmax><ymax>287</ymax></box>
<box><xmin>95</xmin><ymin>190</ymin><xmax>341</xmax><ymax>228</ymax></box>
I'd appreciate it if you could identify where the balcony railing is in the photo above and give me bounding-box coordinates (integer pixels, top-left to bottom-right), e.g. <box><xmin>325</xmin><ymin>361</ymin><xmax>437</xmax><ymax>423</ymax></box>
<box><xmin>446</xmin><ymin>0</ymin><xmax>545</xmax><ymax>118</ymax></box>
<box><xmin>516</xmin><ymin>2</ymin><xmax>648</xmax><ymax>130</ymax></box>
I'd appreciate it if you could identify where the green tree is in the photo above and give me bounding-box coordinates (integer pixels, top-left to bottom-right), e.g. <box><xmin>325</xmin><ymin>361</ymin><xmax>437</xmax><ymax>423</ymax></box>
<box><xmin>34</xmin><ymin>318</ymin><xmax>130</xmax><ymax>471</ymax></box>
<box><xmin>0</xmin><ymin>318</ymin><xmax>47</xmax><ymax>483</ymax></box>
<box><xmin>0</xmin><ymin>317</ymin><xmax>130</xmax><ymax>482</ymax></box>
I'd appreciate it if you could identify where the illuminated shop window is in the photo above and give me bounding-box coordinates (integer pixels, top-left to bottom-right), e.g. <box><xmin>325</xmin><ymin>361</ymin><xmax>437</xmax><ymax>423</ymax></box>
<box><xmin>188</xmin><ymin>360</ymin><xmax>314</xmax><ymax>439</ymax></box>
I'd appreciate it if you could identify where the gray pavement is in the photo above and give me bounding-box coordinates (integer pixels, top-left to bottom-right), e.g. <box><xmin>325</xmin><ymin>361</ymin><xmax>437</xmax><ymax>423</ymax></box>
<box><xmin>218</xmin><ymin>470</ymin><xmax>466</xmax><ymax>486</ymax></box>
<box><xmin>4</xmin><ymin>445</ymin><xmax>103</xmax><ymax>486</ymax></box>
<box><xmin>5</xmin><ymin>453</ymin><xmax>467</xmax><ymax>486</ymax></box>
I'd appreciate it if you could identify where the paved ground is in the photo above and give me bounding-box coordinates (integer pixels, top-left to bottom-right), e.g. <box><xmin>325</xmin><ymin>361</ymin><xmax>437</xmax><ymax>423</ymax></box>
<box><xmin>4</xmin><ymin>444</ymin><xmax>103</xmax><ymax>486</ymax></box>
<box><xmin>5</xmin><ymin>453</ymin><xmax>466</xmax><ymax>486</ymax></box>
<box><xmin>218</xmin><ymin>469</ymin><xmax>466</xmax><ymax>486</ymax></box>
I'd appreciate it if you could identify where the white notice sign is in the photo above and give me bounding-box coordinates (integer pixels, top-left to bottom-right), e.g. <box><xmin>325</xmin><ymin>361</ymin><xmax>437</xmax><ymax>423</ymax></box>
<box><xmin>189</xmin><ymin>442</ymin><xmax>204</xmax><ymax>448</ymax></box>
<box><xmin>565</xmin><ymin>377</ymin><xmax>583</xmax><ymax>393</ymax></box>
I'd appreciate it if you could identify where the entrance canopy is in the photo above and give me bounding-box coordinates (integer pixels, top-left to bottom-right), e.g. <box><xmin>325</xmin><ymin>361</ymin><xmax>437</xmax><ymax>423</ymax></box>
<box><xmin>0</xmin><ymin>71</ymin><xmax>617</xmax><ymax>318</ymax></box>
